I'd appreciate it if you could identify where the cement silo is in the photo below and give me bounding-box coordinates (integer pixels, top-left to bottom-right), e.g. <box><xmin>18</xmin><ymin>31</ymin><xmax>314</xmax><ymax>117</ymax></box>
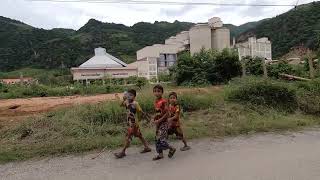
<box><xmin>212</xmin><ymin>28</ymin><xmax>231</xmax><ymax>51</ymax></box>
<box><xmin>189</xmin><ymin>24</ymin><xmax>212</xmax><ymax>55</ymax></box>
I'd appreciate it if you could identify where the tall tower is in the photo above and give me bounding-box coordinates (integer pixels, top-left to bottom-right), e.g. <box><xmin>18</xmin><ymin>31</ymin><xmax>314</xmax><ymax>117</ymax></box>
<box><xmin>209</xmin><ymin>17</ymin><xmax>230</xmax><ymax>51</ymax></box>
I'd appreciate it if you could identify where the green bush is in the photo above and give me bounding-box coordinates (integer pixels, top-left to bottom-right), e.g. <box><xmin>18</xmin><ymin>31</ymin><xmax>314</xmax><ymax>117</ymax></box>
<box><xmin>267</xmin><ymin>61</ymin><xmax>294</xmax><ymax>78</ymax></box>
<box><xmin>158</xmin><ymin>73</ymin><xmax>173</xmax><ymax>82</ymax></box>
<box><xmin>226</xmin><ymin>77</ymin><xmax>298</xmax><ymax>112</ymax></box>
<box><xmin>244</xmin><ymin>56</ymin><xmax>264</xmax><ymax>76</ymax></box>
<box><xmin>295</xmin><ymin>79</ymin><xmax>320</xmax><ymax>114</ymax></box>
<box><xmin>172</xmin><ymin>48</ymin><xmax>241</xmax><ymax>86</ymax></box>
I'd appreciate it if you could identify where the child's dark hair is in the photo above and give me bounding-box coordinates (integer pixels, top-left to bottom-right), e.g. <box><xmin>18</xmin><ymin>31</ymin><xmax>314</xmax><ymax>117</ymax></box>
<box><xmin>169</xmin><ymin>92</ymin><xmax>177</xmax><ymax>98</ymax></box>
<box><xmin>127</xmin><ymin>89</ymin><xmax>136</xmax><ymax>97</ymax></box>
<box><xmin>153</xmin><ymin>84</ymin><xmax>164</xmax><ymax>93</ymax></box>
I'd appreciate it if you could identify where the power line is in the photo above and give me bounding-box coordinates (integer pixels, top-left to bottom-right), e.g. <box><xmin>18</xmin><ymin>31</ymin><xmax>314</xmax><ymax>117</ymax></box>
<box><xmin>26</xmin><ymin>0</ymin><xmax>297</xmax><ymax>7</ymax></box>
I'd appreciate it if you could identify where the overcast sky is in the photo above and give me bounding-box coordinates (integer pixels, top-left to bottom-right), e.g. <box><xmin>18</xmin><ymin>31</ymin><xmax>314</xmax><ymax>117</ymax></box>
<box><xmin>1</xmin><ymin>0</ymin><xmax>317</xmax><ymax>30</ymax></box>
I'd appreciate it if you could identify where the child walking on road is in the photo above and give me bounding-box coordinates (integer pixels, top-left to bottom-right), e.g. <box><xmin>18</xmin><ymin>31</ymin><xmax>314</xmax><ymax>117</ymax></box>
<box><xmin>114</xmin><ymin>89</ymin><xmax>151</xmax><ymax>159</ymax></box>
<box><xmin>168</xmin><ymin>92</ymin><xmax>191</xmax><ymax>151</ymax></box>
<box><xmin>152</xmin><ymin>85</ymin><xmax>176</xmax><ymax>161</ymax></box>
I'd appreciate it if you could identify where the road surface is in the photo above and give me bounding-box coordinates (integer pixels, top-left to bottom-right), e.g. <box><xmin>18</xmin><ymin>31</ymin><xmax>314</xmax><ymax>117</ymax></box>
<box><xmin>1</xmin><ymin>130</ymin><xmax>320</xmax><ymax>180</ymax></box>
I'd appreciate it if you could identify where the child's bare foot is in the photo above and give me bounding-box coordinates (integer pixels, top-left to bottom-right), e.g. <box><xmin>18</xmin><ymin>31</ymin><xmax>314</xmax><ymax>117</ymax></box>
<box><xmin>140</xmin><ymin>147</ymin><xmax>152</xmax><ymax>153</ymax></box>
<box><xmin>180</xmin><ymin>146</ymin><xmax>191</xmax><ymax>151</ymax></box>
<box><xmin>114</xmin><ymin>152</ymin><xmax>126</xmax><ymax>159</ymax></box>
<box><xmin>152</xmin><ymin>154</ymin><xmax>164</xmax><ymax>161</ymax></box>
<box><xmin>168</xmin><ymin>148</ymin><xmax>176</xmax><ymax>158</ymax></box>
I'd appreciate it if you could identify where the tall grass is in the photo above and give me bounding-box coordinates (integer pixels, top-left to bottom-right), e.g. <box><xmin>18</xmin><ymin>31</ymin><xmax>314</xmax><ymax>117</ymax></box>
<box><xmin>0</xmin><ymin>89</ymin><xmax>222</xmax><ymax>163</ymax></box>
<box><xmin>225</xmin><ymin>76</ymin><xmax>320</xmax><ymax>115</ymax></box>
<box><xmin>1</xmin><ymin>81</ymin><xmax>320</xmax><ymax>163</ymax></box>
<box><xmin>0</xmin><ymin>84</ymin><xmax>131</xmax><ymax>99</ymax></box>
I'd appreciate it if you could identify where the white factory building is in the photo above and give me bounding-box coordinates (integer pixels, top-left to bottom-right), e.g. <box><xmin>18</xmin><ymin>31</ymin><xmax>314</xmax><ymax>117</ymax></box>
<box><xmin>236</xmin><ymin>37</ymin><xmax>272</xmax><ymax>60</ymax></box>
<box><xmin>136</xmin><ymin>17</ymin><xmax>232</xmax><ymax>80</ymax></box>
<box><xmin>71</xmin><ymin>17</ymin><xmax>273</xmax><ymax>81</ymax></box>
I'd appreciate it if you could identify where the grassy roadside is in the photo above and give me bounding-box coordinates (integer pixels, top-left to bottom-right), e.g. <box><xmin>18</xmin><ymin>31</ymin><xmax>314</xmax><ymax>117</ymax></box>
<box><xmin>0</xmin><ymin>83</ymin><xmax>320</xmax><ymax>164</ymax></box>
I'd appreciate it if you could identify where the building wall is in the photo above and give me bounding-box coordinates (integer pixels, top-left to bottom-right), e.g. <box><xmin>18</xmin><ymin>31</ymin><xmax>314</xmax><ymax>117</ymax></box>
<box><xmin>72</xmin><ymin>68</ymin><xmax>137</xmax><ymax>80</ymax></box>
<box><xmin>189</xmin><ymin>24</ymin><xmax>212</xmax><ymax>55</ymax></box>
<box><xmin>137</xmin><ymin>44</ymin><xmax>182</xmax><ymax>60</ymax></box>
<box><xmin>237</xmin><ymin>37</ymin><xmax>272</xmax><ymax>60</ymax></box>
<box><xmin>212</xmin><ymin>28</ymin><xmax>230</xmax><ymax>51</ymax></box>
<box><xmin>137</xmin><ymin>57</ymin><xmax>157</xmax><ymax>80</ymax></box>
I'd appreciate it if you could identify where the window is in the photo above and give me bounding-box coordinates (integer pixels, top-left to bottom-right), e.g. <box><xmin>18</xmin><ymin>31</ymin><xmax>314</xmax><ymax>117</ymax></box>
<box><xmin>159</xmin><ymin>61</ymin><xmax>165</xmax><ymax>67</ymax></box>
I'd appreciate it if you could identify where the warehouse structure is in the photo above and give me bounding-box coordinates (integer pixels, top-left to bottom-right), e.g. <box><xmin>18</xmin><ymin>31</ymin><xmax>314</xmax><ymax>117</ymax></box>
<box><xmin>71</xmin><ymin>47</ymin><xmax>137</xmax><ymax>82</ymax></box>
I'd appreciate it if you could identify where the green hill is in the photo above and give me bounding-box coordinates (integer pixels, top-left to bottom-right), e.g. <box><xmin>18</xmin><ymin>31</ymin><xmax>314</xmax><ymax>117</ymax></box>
<box><xmin>237</xmin><ymin>1</ymin><xmax>320</xmax><ymax>58</ymax></box>
<box><xmin>225</xmin><ymin>21</ymin><xmax>265</xmax><ymax>39</ymax></box>
<box><xmin>1</xmin><ymin>1</ymin><xmax>319</xmax><ymax>71</ymax></box>
<box><xmin>0</xmin><ymin>17</ymin><xmax>194</xmax><ymax>71</ymax></box>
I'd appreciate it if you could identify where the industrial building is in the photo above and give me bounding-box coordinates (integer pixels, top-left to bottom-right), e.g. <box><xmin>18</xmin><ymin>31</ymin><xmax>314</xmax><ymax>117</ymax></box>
<box><xmin>136</xmin><ymin>17</ymin><xmax>231</xmax><ymax>80</ymax></box>
<box><xmin>236</xmin><ymin>37</ymin><xmax>272</xmax><ymax>60</ymax></box>
<box><xmin>71</xmin><ymin>17</ymin><xmax>273</xmax><ymax>81</ymax></box>
<box><xmin>71</xmin><ymin>47</ymin><xmax>137</xmax><ymax>82</ymax></box>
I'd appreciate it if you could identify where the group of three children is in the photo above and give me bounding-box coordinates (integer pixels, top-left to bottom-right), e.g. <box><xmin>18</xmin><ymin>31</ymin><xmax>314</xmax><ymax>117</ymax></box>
<box><xmin>114</xmin><ymin>85</ymin><xmax>190</xmax><ymax>161</ymax></box>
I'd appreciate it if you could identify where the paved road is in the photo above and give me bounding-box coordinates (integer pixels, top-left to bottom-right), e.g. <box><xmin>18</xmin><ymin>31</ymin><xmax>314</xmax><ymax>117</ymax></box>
<box><xmin>1</xmin><ymin>130</ymin><xmax>320</xmax><ymax>180</ymax></box>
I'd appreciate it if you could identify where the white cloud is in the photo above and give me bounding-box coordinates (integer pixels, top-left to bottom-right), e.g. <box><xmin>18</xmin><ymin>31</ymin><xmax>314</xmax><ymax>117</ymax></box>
<box><xmin>0</xmin><ymin>0</ymin><xmax>317</xmax><ymax>29</ymax></box>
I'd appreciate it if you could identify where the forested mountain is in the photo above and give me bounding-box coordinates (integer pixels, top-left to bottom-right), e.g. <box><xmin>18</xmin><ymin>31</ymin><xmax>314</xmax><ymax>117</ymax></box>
<box><xmin>0</xmin><ymin>17</ymin><xmax>193</xmax><ymax>71</ymax></box>
<box><xmin>237</xmin><ymin>1</ymin><xmax>320</xmax><ymax>58</ymax></box>
<box><xmin>0</xmin><ymin>1</ymin><xmax>319</xmax><ymax>71</ymax></box>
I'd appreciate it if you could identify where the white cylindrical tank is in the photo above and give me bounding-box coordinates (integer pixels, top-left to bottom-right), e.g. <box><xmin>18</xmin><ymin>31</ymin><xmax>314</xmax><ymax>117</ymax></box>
<box><xmin>212</xmin><ymin>28</ymin><xmax>231</xmax><ymax>51</ymax></box>
<box><xmin>189</xmin><ymin>24</ymin><xmax>212</xmax><ymax>55</ymax></box>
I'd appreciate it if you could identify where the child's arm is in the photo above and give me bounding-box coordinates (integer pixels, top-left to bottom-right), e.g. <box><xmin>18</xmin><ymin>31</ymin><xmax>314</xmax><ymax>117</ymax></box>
<box><xmin>154</xmin><ymin>111</ymin><xmax>169</xmax><ymax>125</ymax></box>
<box><xmin>168</xmin><ymin>111</ymin><xmax>179</xmax><ymax>122</ymax></box>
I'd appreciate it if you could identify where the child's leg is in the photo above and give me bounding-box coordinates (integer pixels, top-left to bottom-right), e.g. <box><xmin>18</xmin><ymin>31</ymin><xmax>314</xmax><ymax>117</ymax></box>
<box><xmin>121</xmin><ymin>136</ymin><xmax>130</xmax><ymax>153</ymax></box>
<box><xmin>138</xmin><ymin>135</ymin><xmax>149</xmax><ymax>148</ymax></box>
<box><xmin>153</xmin><ymin>138</ymin><xmax>164</xmax><ymax>160</ymax></box>
<box><xmin>115</xmin><ymin>128</ymin><xmax>132</xmax><ymax>158</ymax></box>
<box><xmin>134</xmin><ymin>126</ymin><xmax>151</xmax><ymax>152</ymax></box>
<box><xmin>176</xmin><ymin>127</ymin><xmax>191</xmax><ymax>151</ymax></box>
<box><xmin>138</xmin><ymin>135</ymin><xmax>152</xmax><ymax>153</ymax></box>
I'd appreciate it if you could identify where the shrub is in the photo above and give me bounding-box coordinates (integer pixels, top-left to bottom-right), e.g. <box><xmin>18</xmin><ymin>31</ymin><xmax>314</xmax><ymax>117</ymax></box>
<box><xmin>295</xmin><ymin>79</ymin><xmax>320</xmax><ymax>114</ymax></box>
<box><xmin>244</xmin><ymin>56</ymin><xmax>264</xmax><ymax>76</ymax></box>
<box><xmin>267</xmin><ymin>61</ymin><xmax>294</xmax><ymax>78</ymax></box>
<box><xmin>172</xmin><ymin>48</ymin><xmax>241</xmax><ymax>86</ymax></box>
<box><xmin>158</xmin><ymin>73</ymin><xmax>173</xmax><ymax>82</ymax></box>
<box><xmin>226</xmin><ymin>77</ymin><xmax>298</xmax><ymax>112</ymax></box>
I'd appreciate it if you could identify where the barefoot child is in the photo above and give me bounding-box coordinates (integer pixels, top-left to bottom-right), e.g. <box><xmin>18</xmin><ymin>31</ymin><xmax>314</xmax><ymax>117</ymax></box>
<box><xmin>152</xmin><ymin>85</ymin><xmax>176</xmax><ymax>161</ymax></box>
<box><xmin>114</xmin><ymin>89</ymin><xmax>151</xmax><ymax>158</ymax></box>
<box><xmin>168</xmin><ymin>92</ymin><xmax>191</xmax><ymax>151</ymax></box>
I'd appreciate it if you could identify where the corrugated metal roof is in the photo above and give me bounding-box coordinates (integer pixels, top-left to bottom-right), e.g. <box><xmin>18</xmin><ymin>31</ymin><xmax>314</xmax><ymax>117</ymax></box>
<box><xmin>79</xmin><ymin>48</ymin><xmax>127</xmax><ymax>68</ymax></box>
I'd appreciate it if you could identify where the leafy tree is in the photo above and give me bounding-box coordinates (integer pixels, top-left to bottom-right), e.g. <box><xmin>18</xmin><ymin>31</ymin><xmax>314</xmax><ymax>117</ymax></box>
<box><xmin>244</xmin><ymin>56</ymin><xmax>264</xmax><ymax>76</ymax></box>
<box><xmin>135</xmin><ymin>77</ymin><xmax>147</xmax><ymax>90</ymax></box>
<box><xmin>172</xmin><ymin>49</ymin><xmax>241</xmax><ymax>86</ymax></box>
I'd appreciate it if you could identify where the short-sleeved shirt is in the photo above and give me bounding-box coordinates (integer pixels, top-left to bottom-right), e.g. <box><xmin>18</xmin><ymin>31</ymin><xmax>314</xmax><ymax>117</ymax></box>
<box><xmin>169</xmin><ymin>104</ymin><xmax>181</xmax><ymax>127</ymax></box>
<box><xmin>125</xmin><ymin>101</ymin><xmax>142</xmax><ymax>127</ymax></box>
<box><xmin>154</xmin><ymin>98</ymin><xmax>168</xmax><ymax>121</ymax></box>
